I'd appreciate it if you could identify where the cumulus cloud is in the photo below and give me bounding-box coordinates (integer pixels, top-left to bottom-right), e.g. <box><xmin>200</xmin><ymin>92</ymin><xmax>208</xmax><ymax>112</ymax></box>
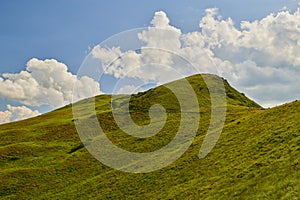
<box><xmin>0</xmin><ymin>105</ymin><xmax>40</xmax><ymax>124</ymax></box>
<box><xmin>91</xmin><ymin>46</ymin><xmax>122</xmax><ymax>67</ymax></box>
<box><xmin>0</xmin><ymin>58</ymin><xmax>101</xmax><ymax>108</ymax></box>
<box><xmin>139</xmin><ymin>11</ymin><xmax>182</xmax><ymax>51</ymax></box>
<box><xmin>198</xmin><ymin>8</ymin><xmax>300</xmax><ymax>106</ymax></box>
<box><xmin>91</xmin><ymin>8</ymin><xmax>300</xmax><ymax>107</ymax></box>
<box><xmin>92</xmin><ymin>11</ymin><xmax>203</xmax><ymax>87</ymax></box>
<box><xmin>0</xmin><ymin>109</ymin><xmax>11</xmax><ymax>124</ymax></box>
<box><xmin>0</xmin><ymin>58</ymin><xmax>101</xmax><ymax>124</ymax></box>
<box><xmin>208</xmin><ymin>9</ymin><xmax>300</xmax><ymax>68</ymax></box>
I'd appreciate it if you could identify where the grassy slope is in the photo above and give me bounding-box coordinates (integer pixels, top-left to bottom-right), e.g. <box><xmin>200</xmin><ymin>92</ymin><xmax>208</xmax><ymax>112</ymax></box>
<box><xmin>0</xmin><ymin>74</ymin><xmax>299</xmax><ymax>199</ymax></box>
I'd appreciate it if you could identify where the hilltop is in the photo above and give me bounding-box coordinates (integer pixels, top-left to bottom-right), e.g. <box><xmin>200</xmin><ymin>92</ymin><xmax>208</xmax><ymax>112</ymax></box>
<box><xmin>0</xmin><ymin>74</ymin><xmax>299</xmax><ymax>199</ymax></box>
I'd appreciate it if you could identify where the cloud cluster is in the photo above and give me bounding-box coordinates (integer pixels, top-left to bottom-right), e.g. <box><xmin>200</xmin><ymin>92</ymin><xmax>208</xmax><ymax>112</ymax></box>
<box><xmin>0</xmin><ymin>58</ymin><xmax>101</xmax><ymax>108</ymax></box>
<box><xmin>92</xmin><ymin>11</ymin><xmax>201</xmax><ymax>85</ymax></box>
<box><xmin>0</xmin><ymin>58</ymin><xmax>101</xmax><ymax>123</ymax></box>
<box><xmin>91</xmin><ymin>8</ymin><xmax>300</xmax><ymax>107</ymax></box>
<box><xmin>1</xmin><ymin>8</ymin><xmax>299</xmax><ymax>124</ymax></box>
<box><xmin>0</xmin><ymin>105</ymin><xmax>40</xmax><ymax>124</ymax></box>
<box><xmin>199</xmin><ymin>8</ymin><xmax>300</xmax><ymax>107</ymax></box>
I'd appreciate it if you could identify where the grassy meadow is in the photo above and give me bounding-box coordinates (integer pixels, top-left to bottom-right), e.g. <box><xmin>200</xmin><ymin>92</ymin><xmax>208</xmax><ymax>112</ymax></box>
<box><xmin>0</xmin><ymin>74</ymin><xmax>299</xmax><ymax>199</ymax></box>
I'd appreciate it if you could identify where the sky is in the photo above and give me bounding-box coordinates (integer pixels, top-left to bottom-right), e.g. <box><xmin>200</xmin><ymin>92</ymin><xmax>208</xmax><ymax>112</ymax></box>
<box><xmin>0</xmin><ymin>0</ymin><xmax>300</xmax><ymax>124</ymax></box>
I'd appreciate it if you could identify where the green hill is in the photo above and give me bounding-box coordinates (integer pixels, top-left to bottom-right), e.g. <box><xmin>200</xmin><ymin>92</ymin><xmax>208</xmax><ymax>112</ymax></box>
<box><xmin>0</xmin><ymin>74</ymin><xmax>299</xmax><ymax>199</ymax></box>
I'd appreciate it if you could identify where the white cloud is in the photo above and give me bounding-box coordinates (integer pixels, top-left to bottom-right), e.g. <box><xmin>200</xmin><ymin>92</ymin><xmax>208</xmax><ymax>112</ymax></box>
<box><xmin>138</xmin><ymin>11</ymin><xmax>182</xmax><ymax>51</ymax></box>
<box><xmin>91</xmin><ymin>11</ymin><xmax>202</xmax><ymax>84</ymax></box>
<box><xmin>150</xmin><ymin>11</ymin><xmax>170</xmax><ymax>28</ymax></box>
<box><xmin>91</xmin><ymin>9</ymin><xmax>300</xmax><ymax>107</ymax></box>
<box><xmin>199</xmin><ymin>8</ymin><xmax>241</xmax><ymax>48</ymax></box>
<box><xmin>117</xmin><ymin>85</ymin><xmax>139</xmax><ymax>94</ymax></box>
<box><xmin>0</xmin><ymin>58</ymin><xmax>101</xmax><ymax>108</ymax></box>
<box><xmin>91</xmin><ymin>46</ymin><xmax>122</xmax><ymax>67</ymax></box>
<box><xmin>0</xmin><ymin>105</ymin><xmax>40</xmax><ymax>124</ymax></box>
<box><xmin>0</xmin><ymin>109</ymin><xmax>11</xmax><ymax>124</ymax></box>
<box><xmin>198</xmin><ymin>8</ymin><xmax>300</xmax><ymax>107</ymax></box>
<box><xmin>72</xmin><ymin>76</ymin><xmax>102</xmax><ymax>102</ymax></box>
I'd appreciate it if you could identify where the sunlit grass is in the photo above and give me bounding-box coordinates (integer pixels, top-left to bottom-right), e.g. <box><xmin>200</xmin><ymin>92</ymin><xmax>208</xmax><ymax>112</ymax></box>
<box><xmin>0</xmin><ymin>74</ymin><xmax>299</xmax><ymax>199</ymax></box>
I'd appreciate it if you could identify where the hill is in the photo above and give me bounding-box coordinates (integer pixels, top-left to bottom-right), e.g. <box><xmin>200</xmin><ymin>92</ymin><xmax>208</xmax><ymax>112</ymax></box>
<box><xmin>0</xmin><ymin>74</ymin><xmax>299</xmax><ymax>199</ymax></box>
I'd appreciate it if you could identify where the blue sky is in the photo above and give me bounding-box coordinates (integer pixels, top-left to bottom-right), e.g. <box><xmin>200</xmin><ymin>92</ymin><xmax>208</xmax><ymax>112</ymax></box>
<box><xmin>0</xmin><ymin>0</ymin><xmax>300</xmax><ymax>123</ymax></box>
<box><xmin>1</xmin><ymin>0</ymin><xmax>298</xmax><ymax>74</ymax></box>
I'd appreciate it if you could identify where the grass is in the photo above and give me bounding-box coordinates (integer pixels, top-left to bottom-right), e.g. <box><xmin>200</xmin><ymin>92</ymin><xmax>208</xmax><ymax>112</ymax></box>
<box><xmin>0</xmin><ymin>74</ymin><xmax>299</xmax><ymax>199</ymax></box>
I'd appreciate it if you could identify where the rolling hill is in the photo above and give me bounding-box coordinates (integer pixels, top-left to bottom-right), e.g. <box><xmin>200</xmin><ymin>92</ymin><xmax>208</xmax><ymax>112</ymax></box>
<box><xmin>0</xmin><ymin>74</ymin><xmax>299</xmax><ymax>199</ymax></box>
